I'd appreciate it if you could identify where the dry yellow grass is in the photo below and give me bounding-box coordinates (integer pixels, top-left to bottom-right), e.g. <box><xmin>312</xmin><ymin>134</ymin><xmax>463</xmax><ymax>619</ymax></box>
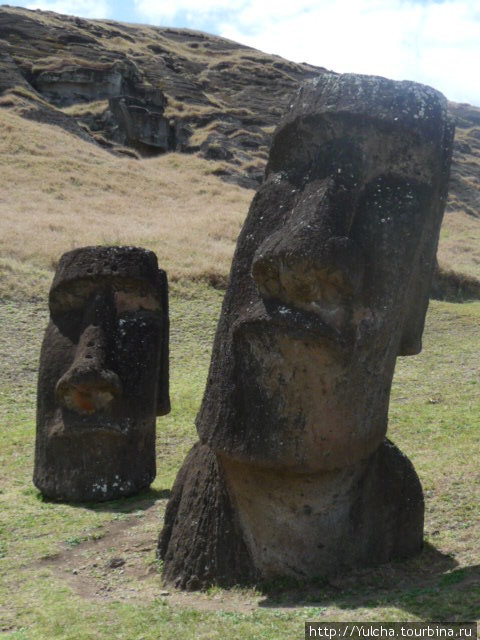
<box><xmin>0</xmin><ymin>108</ymin><xmax>253</xmax><ymax>299</ymax></box>
<box><xmin>1</xmin><ymin>104</ymin><xmax>479</xmax><ymax>302</ymax></box>
<box><xmin>31</xmin><ymin>56</ymin><xmax>117</xmax><ymax>73</ymax></box>
<box><xmin>61</xmin><ymin>100</ymin><xmax>109</xmax><ymax>117</ymax></box>
<box><xmin>438</xmin><ymin>210</ymin><xmax>480</xmax><ymax>279</ymax></box>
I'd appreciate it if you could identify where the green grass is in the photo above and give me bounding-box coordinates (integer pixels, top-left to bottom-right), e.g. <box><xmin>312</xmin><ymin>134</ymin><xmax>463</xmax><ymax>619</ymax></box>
<box><xmin>1</xmin><ymin>285</ymin><xmax>479</xmax><ymax>638</ymax></box>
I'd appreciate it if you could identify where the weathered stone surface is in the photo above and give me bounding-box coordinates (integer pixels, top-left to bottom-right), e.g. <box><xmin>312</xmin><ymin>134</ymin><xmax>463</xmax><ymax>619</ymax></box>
<box><xmin>31</xmin><ymin>60</ymin><xmax>138</xmax><ymax>107</ymax></box>
<box><xmin>160</xmin><ymin>73</ymin><xmax>454</xmax><ymax>587</ymax></box>
<box><xmin>34</xmin><ymin>246</ymin><xmax>170</xmax><ymax>502</ymax></box>
<box><xmin>158</xmin><ymin>442</ymin><xmax>256</xmax><ymax>590</ymax></box>
<box><xmin>0</xmin><ymin>41</ymin><xmax>32</xmax><ymax>94</ymax></box>
<box><xmin>109</xmin><ymin>94</ymin><xmax>174</xmax><ymax>153</ymax></box>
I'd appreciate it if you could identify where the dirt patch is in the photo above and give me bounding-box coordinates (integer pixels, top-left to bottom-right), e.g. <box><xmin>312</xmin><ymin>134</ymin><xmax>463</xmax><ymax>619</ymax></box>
<box><xmin>34</xmin><ymin>498</ymin><xmax>480</xmax><ymax>616</ymax></box>
<box><xmin>38</xmin><ymin>502</ymin><xmax>163</xmax><ymax>603</ymax></box>
<box><xmin>36</xmin><ymin>499</ymin><xmax>262</xmax><ymax>613</ymax></box>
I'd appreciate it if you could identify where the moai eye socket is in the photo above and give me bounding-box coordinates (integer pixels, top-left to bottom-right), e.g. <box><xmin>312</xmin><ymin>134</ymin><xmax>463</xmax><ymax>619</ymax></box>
<box><xmin>113</xmin><ymin>286</ymin><xmax>162</xmax><ymax>314</ymax></box>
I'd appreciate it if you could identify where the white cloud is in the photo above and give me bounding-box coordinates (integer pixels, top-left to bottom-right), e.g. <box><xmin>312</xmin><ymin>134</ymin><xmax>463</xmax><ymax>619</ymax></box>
<box><xmin>133</xmin><ymin>0</ymin><xmax>480</xmax><ymax>105</ymax></box>
<box><xmin>133</xmin><ymin>0</ymin><xmax>246</xmax><ymax>23</ymax></box>
<box><xmin>9</xmin><ymin>0</ymin><xmax>478</xmax><ymax>104</ymax></box>
<box><xmin>222</xmin><ymin>0</ymin><xmax>480</xmax><ymax>104</ymax></box>
<box><xmin>25</xmin><ymin>0</ymin><xmax>110</xmax><ymax>19</ymax></box>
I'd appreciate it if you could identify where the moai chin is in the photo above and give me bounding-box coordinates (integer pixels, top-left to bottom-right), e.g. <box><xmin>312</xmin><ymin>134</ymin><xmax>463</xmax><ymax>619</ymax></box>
<box><xmin>34</xmin><ymin>246</ymin><xmax>169</xmax><ymax>502</ymax></box>
<box><xmin>159</xmin><ymin>73</ymin><xmax>454</xmax><ymax>589</ymax></box>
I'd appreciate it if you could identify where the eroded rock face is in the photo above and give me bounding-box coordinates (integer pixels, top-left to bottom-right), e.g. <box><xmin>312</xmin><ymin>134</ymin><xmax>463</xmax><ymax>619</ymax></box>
<box><xmin>159</xmin><ymin>73</ymin><xmax>454</xmax><ymax>588</ymax></box>
<box><xmin>31</xmin><ymin>60</ymin><xmax>140</xmax><ymax>107</ymax></box>
<box><xmin>109</xmin><ymin>95</ymin><xmax>174</xmax><ymax>153</ymax></box>
<box><xmin>34</xmin><ymin>246</ymin><xmax>169</xmax><ymax>502</ymax></box>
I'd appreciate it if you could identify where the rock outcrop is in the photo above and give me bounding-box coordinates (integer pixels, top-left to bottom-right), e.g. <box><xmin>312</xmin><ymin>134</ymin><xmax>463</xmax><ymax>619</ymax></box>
<box><xmin>0</xmin><ymin>6</ymin><xmax>321</xmax><ymax>177</ymax></box>
<box><xmin>32</xmin><ymin>60</ymin><xmax>136</xmax><ymax>106</ymax></box>
<box><xmin>108</xmin><ymin>94</ymin><xmax>187</xmax><ymax>153</ymax></box>
<box><xmin>0</xmin><ymin>5</ymin><xmax>477</xmax><ymax>201</ymax></box>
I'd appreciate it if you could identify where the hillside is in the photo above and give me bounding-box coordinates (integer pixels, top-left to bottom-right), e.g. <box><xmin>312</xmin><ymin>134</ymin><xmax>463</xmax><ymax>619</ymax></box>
<box><xmin>0</xmin><ymin>4</ymin><xmax>480</xmax><ymax>297</ymax></box>
<box><xmin>0</xmin><ymin>106</ymin><xmax>253</xmax><ymax>300</ymax></box>
<box><xmin>0</xmin><ymin>7</ymin><xmax>479</xmax><ymax>636</ymax></box>
<box><xmin>0</xmin><ymin>5</ymin><xmax>322</xmax><ymax>188</ymax></box>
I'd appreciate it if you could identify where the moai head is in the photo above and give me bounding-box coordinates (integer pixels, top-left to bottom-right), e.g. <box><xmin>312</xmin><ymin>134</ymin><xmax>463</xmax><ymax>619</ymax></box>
<box><xmin>34</xmin><ymin>246</ymin><xmax>169</xmax><ymax>501</ymax></box>
<box><xmin>197</xmin><ymin>73</ymin><xmax>454</xmax><ymax>473</ymax></box>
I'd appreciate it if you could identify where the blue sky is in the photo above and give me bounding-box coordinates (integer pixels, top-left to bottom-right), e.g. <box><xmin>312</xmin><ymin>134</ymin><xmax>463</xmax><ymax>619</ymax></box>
<box><xmin>3</xmin><ymin>0</ymin><xmax>480</xmax><ymax>105</ymax></box>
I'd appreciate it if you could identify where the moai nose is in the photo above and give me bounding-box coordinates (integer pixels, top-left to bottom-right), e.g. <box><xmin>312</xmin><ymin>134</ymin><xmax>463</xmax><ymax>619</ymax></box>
<box><xmin>56</xmin><ymin>289</ymin><xmax>122</xmax><ymax>414</ymax></box>
<box><xmin>252</xmin><ymin>178</ymin><xmax>365</xmax><ymax>306</ymax></box>
<box><xmin>253</xmin><ymin>234</ymin><xmax>364</xmax><ymax>306</ymax></box>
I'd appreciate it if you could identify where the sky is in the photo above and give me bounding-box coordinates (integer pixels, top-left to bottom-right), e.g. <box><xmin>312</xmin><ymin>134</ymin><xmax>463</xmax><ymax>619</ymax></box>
<box><xmin>3</xmin><ymin>0</ymin><xmax>480</xmax><ymax>105</ymax></box>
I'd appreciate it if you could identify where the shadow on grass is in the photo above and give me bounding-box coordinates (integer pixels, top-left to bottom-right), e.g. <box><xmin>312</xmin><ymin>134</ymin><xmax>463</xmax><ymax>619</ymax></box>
<box><xmin>256</xmin><ymin>544</ymin><xmax>480</xmax><ymax>621</ymax></box>
<box><xmin>36</xmin><ymin>486</ymin><xmax>171</xmax><ymax>513</ymax></box>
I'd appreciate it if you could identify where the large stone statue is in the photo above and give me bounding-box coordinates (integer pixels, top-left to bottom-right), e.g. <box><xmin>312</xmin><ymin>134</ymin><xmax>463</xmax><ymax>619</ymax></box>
<box><xmin>34</xmin><ymin>246</ymin><xmax>170</xmax><ymax>502</ymax></box>
<box><xmin>159</xmin><ymin>73</ymin><xmax>454</xmax><ymax>589</ymax></box>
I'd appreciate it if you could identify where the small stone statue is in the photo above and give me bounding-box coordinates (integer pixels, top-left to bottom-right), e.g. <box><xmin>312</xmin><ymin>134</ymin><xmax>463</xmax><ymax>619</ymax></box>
<box><xmin>34</xmin><ymin>246</ymin><xmax>169</xmax><ymax>502</ymax></box>
<box><xmin>159</xmin><ymin>73</ymin><xmax>454</xmax><ymax>589</ymax></box>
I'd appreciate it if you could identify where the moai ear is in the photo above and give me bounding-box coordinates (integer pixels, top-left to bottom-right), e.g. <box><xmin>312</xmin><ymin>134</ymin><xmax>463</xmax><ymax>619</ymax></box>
<box><xmin>398</xmin><ymin>218</ymin><xmax>441</xmax><ymax>357</ymax></box>
<box><xmin>156</xmin><ymin>268</ymin><xmax>170</xmax><ymax>416</ymax></box>
<box><xmin>398</xmin><ymin>289</ymin><xmax>428</xmax><ymax>356</ymax></box>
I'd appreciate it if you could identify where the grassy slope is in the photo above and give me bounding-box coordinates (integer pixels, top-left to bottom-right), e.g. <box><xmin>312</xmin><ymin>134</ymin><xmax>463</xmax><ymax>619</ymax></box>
<box><xmin>0</xmin><ymin>110</ymin><xmax>479</xmax><ymax>637</ymax></box>
<box><xmin>0</xmin><ymin>108</ymin><xmax>252</xmax><ymax>299</ymax></box>
<box><xmin>439</xmin><ymin>211</ymin><xmax>480</xmax><ymax>280</ymax></box>
<box><xmin>1</xmin><ymin>107</ymin><xmax>478</xmax><ymax>301</ymax></box>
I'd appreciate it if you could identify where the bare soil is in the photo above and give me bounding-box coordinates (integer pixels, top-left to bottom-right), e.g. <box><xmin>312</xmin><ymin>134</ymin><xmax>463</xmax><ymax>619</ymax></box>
<box><xmin>36</xmin><ymin>495</ymin><xmax>480</xmax><ymax>617</ymax></box>
<box><xmin>37</xmin><ymin>498</ymin><xmax>262</xmax><ymax>613</ymax></box>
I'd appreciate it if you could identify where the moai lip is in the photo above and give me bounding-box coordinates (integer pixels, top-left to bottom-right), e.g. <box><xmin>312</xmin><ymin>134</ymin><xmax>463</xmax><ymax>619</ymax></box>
<box><xmin>159</xmin><ymin>73</ymin><xmax>454</xmax><ymax>589</ymax></box>
<box><xmin>34</xmin><ymin>246</ymin><xmax>170</xmax><ymax>502</ymax></box>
